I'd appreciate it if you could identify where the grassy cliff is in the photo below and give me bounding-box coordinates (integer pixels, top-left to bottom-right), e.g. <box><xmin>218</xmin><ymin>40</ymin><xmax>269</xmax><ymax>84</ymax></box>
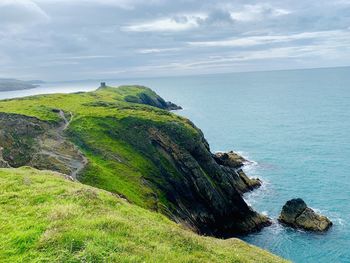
<box><xmin>0</xmin><ymin>86</ymin><xmax>187</xmax><ymax>209</ymax></box>
<box><xmin>0</xmin><ymin>167</ymin><xmax>287</xmax><ymax>262</ymax></box>
<box><xmin>0</xmin><ymin>85</ymin><xmax>270</xmax><ymax>236</ymax></box>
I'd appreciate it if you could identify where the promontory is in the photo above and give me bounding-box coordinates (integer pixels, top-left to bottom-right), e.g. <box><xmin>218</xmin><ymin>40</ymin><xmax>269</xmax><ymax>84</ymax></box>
<box><xmin>0</xmin><ymin>85</ymin><xmax>288</xmax><ymax>262</ymax></box>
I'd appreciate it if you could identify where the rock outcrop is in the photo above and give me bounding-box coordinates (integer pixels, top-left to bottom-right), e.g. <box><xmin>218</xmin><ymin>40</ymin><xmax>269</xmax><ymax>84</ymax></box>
<box><xmin>279</xmin><ymin>198</ymin><xmax>332</xmax><ymax>232</ymax></box>
<box><xmin>121</xmin><ymin>85</ymin><xmax>182</xmax><ymax>110</ymax></box>
<box><xmin>147</xmin><ymin>125</ymin><xmax>270</xmax><ymax>236</ymax></box>
<box><xmin>0</xmin><ymin>147</ymin><xmax>10</xmax><ymax>168</ymax></box>
<box><xmin>0</xmin><ymin>112</ymin><xmax>86</xmax><ymax>178</ymax></box>
<box><xmin>213</xmin><ymin>151</ymin><xmax>248</xmax><ymax>169</ymax></box>
<box><xmin>213</xmin><ymin>151</ymin><xmax>261</xmax><ymax>193</ymax></box>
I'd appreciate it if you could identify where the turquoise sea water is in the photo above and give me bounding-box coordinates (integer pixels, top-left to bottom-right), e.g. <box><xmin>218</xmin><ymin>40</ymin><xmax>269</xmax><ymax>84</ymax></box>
<box><xmin>1</xmin><ymin>67</ymin><xmax>350</xmax><ymax>262</ymax></box>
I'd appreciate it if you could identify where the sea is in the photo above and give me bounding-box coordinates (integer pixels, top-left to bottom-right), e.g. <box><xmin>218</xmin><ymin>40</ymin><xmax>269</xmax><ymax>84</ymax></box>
<box><xmin>1</xmin><ymin>66</ymin><xmax>350</xmax><ymax>263</ymax></box>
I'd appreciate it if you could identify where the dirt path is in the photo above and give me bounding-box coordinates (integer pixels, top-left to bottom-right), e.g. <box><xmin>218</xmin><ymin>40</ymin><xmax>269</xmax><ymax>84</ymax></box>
<box><xmin>55</xmin><ymin>110</ymin><xmax>88</xmax><ymax>180</ymax></box>
<box><xmin>58</xmin><ymin>110</ymin><xmax>72</xmax><ymax>131</ymax></box>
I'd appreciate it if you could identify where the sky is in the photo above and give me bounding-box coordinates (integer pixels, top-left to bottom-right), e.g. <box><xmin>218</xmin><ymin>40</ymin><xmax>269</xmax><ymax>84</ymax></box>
<box><xmin>1</xmin><ymin>0</ymin><xmax>350</xmax><ymax>81</ymax></box>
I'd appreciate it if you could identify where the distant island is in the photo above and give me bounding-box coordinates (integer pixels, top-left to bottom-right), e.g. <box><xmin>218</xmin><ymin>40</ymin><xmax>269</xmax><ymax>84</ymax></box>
<box><xmin>0</xmin><ymin>78</ymin><xmax>44</xmax><ymax>92</ymax></box>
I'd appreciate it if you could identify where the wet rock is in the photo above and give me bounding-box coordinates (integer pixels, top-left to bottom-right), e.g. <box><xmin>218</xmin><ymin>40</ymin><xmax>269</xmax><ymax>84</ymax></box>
<box><xmin>213</xmin><ymin>151</ymin><xmax>247</xmax><ymax>169</ymax></box>
<box><xmin>213</xmin><ymin>151</ymin><xmax>261</xmax><ymax>193</ymax></box>
<box><xmin>279</xmin><ymin>198</ymin><xmax>332</xmax><ymax>232</ymax></box>
<box><xmin>237</xmin><ymin>170</ymin><xmax>262</xmax><ymax>191</ymax></box>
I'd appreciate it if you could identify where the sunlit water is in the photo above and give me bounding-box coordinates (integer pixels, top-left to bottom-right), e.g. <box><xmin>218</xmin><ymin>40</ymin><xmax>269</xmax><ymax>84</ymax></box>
<box><xmin>2</xmin><ymin>67</ymin><xmax>350</xmax><ymax>262</ymax></box>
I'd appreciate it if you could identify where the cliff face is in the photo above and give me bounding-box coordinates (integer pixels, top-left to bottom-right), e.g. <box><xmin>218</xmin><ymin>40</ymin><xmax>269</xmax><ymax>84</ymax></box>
<box><xmin>146</xmin><ymin>123</ymin><xmax>269</xmax><ymax>236</ymax></box>
<box><xmin>0</xmin><ymin>86</ymin><xmax>269</xmax><ymax>237</ymax></box>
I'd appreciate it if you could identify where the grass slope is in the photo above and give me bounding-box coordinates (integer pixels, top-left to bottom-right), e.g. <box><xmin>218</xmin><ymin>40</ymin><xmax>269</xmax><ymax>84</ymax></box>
<box><xmin>0</xmin><ymin>86</ymin><xmax>198</xmax><ymax>210</ymax></box>
<box><xmin>0</xmin><ymin>167</ymin><xmax>287</xmax><ymax>263</ymax></box>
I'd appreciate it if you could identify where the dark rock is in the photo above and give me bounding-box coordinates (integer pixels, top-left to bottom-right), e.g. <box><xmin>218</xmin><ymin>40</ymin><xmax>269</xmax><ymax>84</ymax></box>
<box><xmin>166</xmin><ymin>101</ymin><xmax>182</xmax><ymax>111</ymax></box>
<box><xmin>213</xmin><ymin>151</ymin><xmax>247</xmax><ymax>169</ymax></box>
<box><xmin>279</xmin><ymin>198</ymin><xmax>332</xmax><ymax>232</ymax></box>
<box><xmin>213</xmin><ymin>151</ymin><xmax>260</xmax><ymax>193</ymax></box>
<box><xmin>279</xmin><ymin>198</ymin><xmax>307</xmax><ymax>224</ymax></box>
<box><xmin>237</xmin><ymin>170</ymin><xmax>262</xmax><ymax>192</ymax></box>
<box><xmin>147</xmin><ymin>125</ymin><xmax>271</xmax><ymax>237</ymax></box>
<box><xmin>0</xmin><ymin>147</ymin><xmax>10</xmax><ymax>168</ymax></box>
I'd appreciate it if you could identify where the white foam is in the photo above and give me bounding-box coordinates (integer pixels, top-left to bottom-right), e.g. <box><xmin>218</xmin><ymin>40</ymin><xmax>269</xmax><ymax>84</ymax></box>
<box><xmin>308</xmin><ymin>207</ymin><xmax>346</xmax><ymax>227</ymax></box>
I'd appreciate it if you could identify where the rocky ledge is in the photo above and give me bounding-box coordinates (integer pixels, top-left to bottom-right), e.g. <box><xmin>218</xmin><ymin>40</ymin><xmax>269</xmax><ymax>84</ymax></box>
<box><xmin>213</xmin><ymin>151</ymin><xmax>248</xmax><ymax>169</ymax></box>
<box><xmin>213</xmin><ymin>151</ymin><xmax>261</xmax><ymax>193</ymax></box>
<box><xmin>279</xmin><ymin>198</ymin><xmax>332</xmax><ymax>232</ymax></box>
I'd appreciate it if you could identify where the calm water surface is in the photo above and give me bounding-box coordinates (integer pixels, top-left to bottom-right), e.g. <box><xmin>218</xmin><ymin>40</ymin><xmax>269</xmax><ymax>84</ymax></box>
<box><xmin>2</xmin><ymin>67</ymin><xmax>350</xmax><ymax>262</ymax></box>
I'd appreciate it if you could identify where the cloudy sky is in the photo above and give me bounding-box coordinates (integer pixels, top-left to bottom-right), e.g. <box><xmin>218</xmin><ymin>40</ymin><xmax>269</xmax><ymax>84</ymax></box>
<box><xmin>1</xmin><ymin>0</ymin><xmax>350</xmax><ymax>81</ymax></box>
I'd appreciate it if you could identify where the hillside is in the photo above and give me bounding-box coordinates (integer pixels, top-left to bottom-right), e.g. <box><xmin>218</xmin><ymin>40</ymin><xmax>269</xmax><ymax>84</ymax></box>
<box><xmin>0</xmin><ymin>85</ymin><xmax>268</xmax><ymax>237</ymax></box>
<box><xmin>0</xmin><ymin>167</ymin><xmax>287</xmax><ymax>262</ymax></box>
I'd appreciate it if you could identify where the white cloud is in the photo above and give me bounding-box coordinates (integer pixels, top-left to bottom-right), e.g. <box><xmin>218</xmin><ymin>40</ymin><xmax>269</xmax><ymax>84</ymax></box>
<box><xmin>188</xmin><ymin>30</ymin><xmax>346</xmax><ymax>47</ymax></box>
<box><xmin>136</xmin><ymin>48</ymin><xmax>180</xmax><ymax>54</ymax></box>
<box><xmin>121</xmin><ymin>13</ymin><xmax>207</xmax><ymax>32</ymax></box>
<box><xmin>61</xmin><ymin>55</ymin><xmax>115</xmax><ymax>60</ymax></box>
<box><xmin>230</xmin><ymin>4</ymin><xmax>290</xmax><ymax>22</ymax></box>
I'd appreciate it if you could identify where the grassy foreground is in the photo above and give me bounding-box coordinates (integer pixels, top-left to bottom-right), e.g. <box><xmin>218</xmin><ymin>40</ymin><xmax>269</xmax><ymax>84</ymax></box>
<box><xmin>0</xmin><ymin>167</ymin><xmax>287</xmax><ymax>263</ymax></box>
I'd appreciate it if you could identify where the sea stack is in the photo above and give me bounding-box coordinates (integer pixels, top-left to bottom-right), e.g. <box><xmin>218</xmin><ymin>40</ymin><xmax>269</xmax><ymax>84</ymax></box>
<box><xmin>279</xmin><ymin>198</ymin><xmax>332</xmax><ymax>232</ymax></box>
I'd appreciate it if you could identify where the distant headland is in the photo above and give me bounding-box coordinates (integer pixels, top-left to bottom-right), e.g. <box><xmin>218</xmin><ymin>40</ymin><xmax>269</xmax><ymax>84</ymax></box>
<box><xmin>0</xmin><ymin>78</ymin><xmax>44</xmax><ymax>92</ymax></box>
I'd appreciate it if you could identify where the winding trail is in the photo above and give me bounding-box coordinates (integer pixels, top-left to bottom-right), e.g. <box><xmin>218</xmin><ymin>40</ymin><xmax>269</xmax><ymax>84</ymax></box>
<box><xmin>57</xmin><ymin>110</ymin><xmax>88</xmax><ymax>180</ymax></box>
<box><xmin>58</xmin><ymin>110</ymin><xmax>71</xmax><ymax>131</ymax></box>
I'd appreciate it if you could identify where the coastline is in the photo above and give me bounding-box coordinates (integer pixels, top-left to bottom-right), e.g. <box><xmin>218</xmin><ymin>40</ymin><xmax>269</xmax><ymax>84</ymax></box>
<box><xmin>0</xmin><ymin>85</ymin><xmax>289</xmax><ymax>262</ymax></box>
<box><xmin>0</xmin><ymin>73</ymin><xmax>346</xmax><ymax>262</ymax></box>
<box><xmin>0</xmin><ymin>80</ymin><xmax>39</xmax><ymax>92</ymax></box>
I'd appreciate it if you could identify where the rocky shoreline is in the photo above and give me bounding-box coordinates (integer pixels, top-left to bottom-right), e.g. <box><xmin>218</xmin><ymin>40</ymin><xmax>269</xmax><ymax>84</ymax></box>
<box><xmin>215</xmin><ymin>152</ymin><xmax>333</xmax><ymax>234</ymax></box>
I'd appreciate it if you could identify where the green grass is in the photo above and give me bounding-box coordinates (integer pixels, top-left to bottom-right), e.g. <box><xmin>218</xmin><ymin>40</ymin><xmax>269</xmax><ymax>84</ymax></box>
<box><xmin>0</xmin><ymin>86</ymin><xmax>198</xmax><ymax>210</ymax></box>
<box><xmin>0</xmin><ymin>167</ymin><xmax>288</xmax><ymax>263</ymax></box>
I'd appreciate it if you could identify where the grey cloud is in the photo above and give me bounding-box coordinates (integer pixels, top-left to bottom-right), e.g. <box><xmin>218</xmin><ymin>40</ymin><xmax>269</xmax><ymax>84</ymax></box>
<box><xmin>0</xmin><ymin>0</ymin><xmax>49</xmax><ymax>31</ymax></box>
<box><xmin>1</xmin><ymin>0</ymin><xmax>350</xmax><ymax>81</ymax></box>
